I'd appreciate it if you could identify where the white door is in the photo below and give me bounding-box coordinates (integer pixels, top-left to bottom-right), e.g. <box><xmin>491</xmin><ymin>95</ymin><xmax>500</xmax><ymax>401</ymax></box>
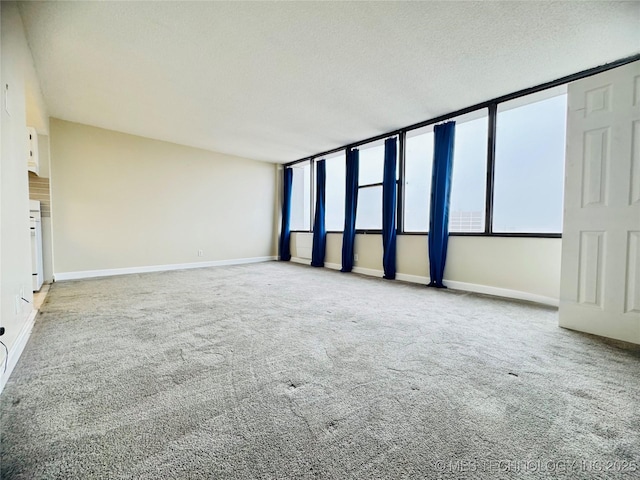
<box><xmin>560</xmin><ymin>61</ymin><xmax>640</xmax><ymax>344</ymax></box>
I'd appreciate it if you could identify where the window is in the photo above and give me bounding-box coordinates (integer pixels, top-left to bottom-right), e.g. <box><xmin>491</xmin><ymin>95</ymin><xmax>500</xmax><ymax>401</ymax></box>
<box><xmin>289</xmin><ymin>161</ymin><xmax>311</xmax><ymax>231</ymax></box>
<box><xmin>287</xmin><ymin>79</ymin><xmax>571</xmax><ymax>238</ymax></box>
<box><xmin>357</xmin><ymin>186</ymin><xmax>383</xmax><ymax>230</ymax></box>
<box><xmin>358</xmin><ymin>142</ymin><xmax>385</xmax><ymax>186</ymax></box>
<box><xmin>493</xmin><ymin>89</ymin><xmax>567</xmax><ymax>233</ymax></box>
<box><xmin>355</xmin><ymin>140</ymin><xmax>388</xmax><ymax>230</ymax></box>
<box><xmin>449</xmin><ymin>110</ymin><xmax>489</xmax><ymax>232</ymax></box>
<box><xmin>324</xmin><ymin>152</ymin><xmax>346</xmax><ymax>231</ymax></box>
<box><xmin>404</xmin><ymin>126</ymin><xmax>434</xmax><ymax>232</ymax></box>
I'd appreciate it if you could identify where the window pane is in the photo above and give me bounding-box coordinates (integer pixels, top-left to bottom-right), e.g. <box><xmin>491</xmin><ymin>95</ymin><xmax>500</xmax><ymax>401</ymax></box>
<box><xmin>404</xmin><ymin>128</ymin><xmax>434</xmax><ymax>232</ymax></box>
<box><xmin>325</xmin><ymin>152</ymin><xmax>345</xmax><ymax>231</ymax></box>
<box><xmin>493</xmin><ymin>92</ymin><xmax>567</xmax><ymax>233</ymax></box>
<box><xmin>358</xmin><ymin>142</ymin><xmax>385</xmax><ymax>185</ymax></box>
<box><xmin>290</xmin><ymin>162</ymin><xmax>311</xmax><ymax>231</ymax></box>
<box><xmin>356</xmin><ymin>186</ymin><xmax>382</xmax><ymax>230</ymax></box>
<box><xmin>449</xmin><ymin>111</ymin><xmax>488</xmax><ymax>232</ymax></box>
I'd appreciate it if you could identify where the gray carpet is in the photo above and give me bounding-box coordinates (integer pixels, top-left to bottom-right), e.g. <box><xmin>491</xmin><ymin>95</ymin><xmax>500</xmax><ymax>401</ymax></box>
<box><xmin>1</xmin><ymin>262</ymin><xmax>639</xmax><ymax>479</ymax></box>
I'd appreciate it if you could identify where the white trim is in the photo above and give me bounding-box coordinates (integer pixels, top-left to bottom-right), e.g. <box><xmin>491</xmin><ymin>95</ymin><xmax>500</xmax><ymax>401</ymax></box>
<box><xmin>290</xmin><ymin>257</ymin><xmax>311</xmax><ymax>266</ymax></box>
<box><xmin>1</xmin><ymin>308</ymin><xmax>37</xmax><ymax>394</ymax></box>
<box><xmin>444</xmin><ymin>280</ymin><xmax>559</xmax><ymax>307</ymax></box>
<box><xmin>325</xmin><ymin>265</ymin><xmax>430</xmax><ymax>285</ymax></box>
<box><xmin>352</xmin><ymin>266</ymin><xmax>384</xmax><ymax>278</ymax></box>
<box><xmin>396</xmin><ymin>272</ymin><xmax>430</xmax><ymax>285</ymax></box>
<box><xmin>298</xmin><ymin>263</ymin><xmax>558</xmax><ymax>306</ymax></box>
<box><xmin>54</xmin><ymin>256</ymin><xmax>277</xmax><ymax>281</ymax></box>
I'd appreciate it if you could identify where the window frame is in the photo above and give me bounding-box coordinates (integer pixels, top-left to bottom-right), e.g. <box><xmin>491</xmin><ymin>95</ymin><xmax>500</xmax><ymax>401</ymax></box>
<box><xmin>354</xmin><ymin>137</ymin><xmax>400</xmax><ymax>234</ymax></box>
<box><xmin>283</xmin><ymin>56</ymin><xmax>639</xmax><ymax>239</ymax></box>
<box><xmin>288</xmin><ymin>159</ymin><xmax>314</xmax><ymax>234</ymax></box>
<box><xmin>401</xmin><ymin>127</ymin><xmax>432</xmax><ymax>234</ymax></box>
<box><xmin>402</xmin><ymin>110</ymin><xmax>490</xmax><ymax>235</ymax></box>
<box><xmin>323</xmin><ymin>150</ymin><xmax>347</xmax><ymax>233</ymax></box>
<box><xmin>491</xmin><ymin>89</ymin><xmax>567</xmax><ymax>235</ymax></box>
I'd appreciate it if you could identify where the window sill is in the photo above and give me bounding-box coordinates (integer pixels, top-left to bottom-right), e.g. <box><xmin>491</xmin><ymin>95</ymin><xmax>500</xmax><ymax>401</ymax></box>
<box><xmin>292</xmin><ymin>230</ymin><xmax>562</xmax><ymax>239</ymax></box>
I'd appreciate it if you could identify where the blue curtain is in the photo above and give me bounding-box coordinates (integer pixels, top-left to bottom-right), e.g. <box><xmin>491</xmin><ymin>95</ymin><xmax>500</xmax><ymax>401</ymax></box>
<box><xmin>311</xmin><ymin>160</ymin><xmax>326</xmax><ymax>267</ymax></box>
<box><xmin>341</xmin><ymin>149</ymin><xmax>359</xmax><ymax>272</ymax></box>
<box><xmin>382</xmin><ymin>138</ymin><xmax>397</xmax><ymax>280</ymax></box>
<box><xmin>279</xmin><ymin>167</ymin><xmax>293</xmax><ymax>261</ymax></box>
<box><xmin>428</xmin><ymin>122</ymin><xmax>456</xmax><ymax>288</ymax></box>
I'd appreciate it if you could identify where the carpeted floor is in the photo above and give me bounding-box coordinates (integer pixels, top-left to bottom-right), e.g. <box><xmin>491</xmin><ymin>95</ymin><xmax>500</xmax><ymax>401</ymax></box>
<box><xmin>1</xmin><ymin>261</ymin><xmax>639</xmax><ymax>479</ymax></box>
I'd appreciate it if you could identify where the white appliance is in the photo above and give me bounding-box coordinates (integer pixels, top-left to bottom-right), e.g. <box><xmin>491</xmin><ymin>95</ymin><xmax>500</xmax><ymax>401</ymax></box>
<box><xmin>30</xmin><ymin>200</ymin><xmax>44</xmax><ymax>292</ymax></box>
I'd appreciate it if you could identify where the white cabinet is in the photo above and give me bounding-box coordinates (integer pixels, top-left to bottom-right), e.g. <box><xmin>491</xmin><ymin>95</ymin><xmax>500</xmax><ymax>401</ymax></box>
<box><xmin>27</xmin><ymin>126</ymin><xmax>39</xmax><ymax>175</ymax></box>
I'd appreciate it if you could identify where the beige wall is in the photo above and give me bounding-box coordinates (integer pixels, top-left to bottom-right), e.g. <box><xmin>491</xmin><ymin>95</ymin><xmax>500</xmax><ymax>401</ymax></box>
<box><xmin>291</xmin><ymin>232</ymin><xmax>561</xmax><ymax>303</ymax></box>
<box><xmin>50</xmin><ymin>119</ymin><xmax>277</xmax><ymax>275</ymax></box>
<box><xmin>1</xmin><ymin>2</ymin><xmax>48</xmax><ymax>358</ymax></box>
<box><xmin>446</xmin><ymin>236</ymin><xmax>561</xmax><ymax>299</ymax></box>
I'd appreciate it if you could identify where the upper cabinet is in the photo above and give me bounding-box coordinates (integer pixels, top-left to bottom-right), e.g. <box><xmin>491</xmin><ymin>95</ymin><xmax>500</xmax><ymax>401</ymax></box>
<box><xmin>27</xmin><ymin>126</ymin><xmax>39</xmax><ymax>175</ymax></box>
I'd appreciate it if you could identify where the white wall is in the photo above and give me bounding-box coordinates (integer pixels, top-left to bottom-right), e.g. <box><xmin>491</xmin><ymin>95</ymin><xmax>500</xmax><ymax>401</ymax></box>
<box><xmin>49</xmin><ymin>119</ymin><xmax>277</xmax><ymax>277</ymax></box>
<box><xmin>1</xmin><ymin>1</ymin><xmax>48</xmax><ymax>385</ymax></box>
<box><xmin>291</xmin><ymin>232</ymin><xmax>561</xmax><ymax>305</ymax></box>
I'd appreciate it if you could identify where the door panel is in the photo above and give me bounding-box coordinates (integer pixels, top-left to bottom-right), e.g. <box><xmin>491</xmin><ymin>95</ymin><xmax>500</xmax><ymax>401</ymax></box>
<box><xmin>560</xmin><ymin>61</ymin><xmax>640</xmax><ymax>344</ymax></box>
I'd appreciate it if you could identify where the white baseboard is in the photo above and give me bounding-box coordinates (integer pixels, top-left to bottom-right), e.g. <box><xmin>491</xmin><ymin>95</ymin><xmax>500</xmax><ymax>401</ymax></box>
<box><xmin>54</xmin><ymin>256</ymin><xmax>277</xmax><ymax>281</ymax></box>
<box><xmin>297</xmin><ymin>262</ymin><xmax>558</xmax><ymax>307</ymax></box>
<box><xmin>290</xmin><ymin>257</ymin><xmax>311</xmax><ymax>265</ymax></box>
<box><xmin>445</xmin><ymin>280</ymin><xmax>559</xmax><ymax>307</ymax></box>
<box><xmin>396</xmin><ymin>272</ymin><xmax>430</xmax><ymax>285</ymax></box>
<box><xmin>352</xmin><ymin>266</ymin><xmax>384</xmax><ymax>278</ymax></box>
<box><xmin>1</xmin><ymin>308</ymin><xmax>37</xmax><ymax>394</ymax></box>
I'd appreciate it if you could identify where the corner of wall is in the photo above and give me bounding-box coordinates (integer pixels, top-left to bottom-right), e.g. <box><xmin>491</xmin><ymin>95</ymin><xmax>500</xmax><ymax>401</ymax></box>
<box><xmin>273</xmin><ymin>163</ymin><xmax>283</xmax><ymax>258</ymax></box>
<box><xmin>0</xmin><ymin>0</ymin><xmax>49</xmax><ymax>385</ymax></box>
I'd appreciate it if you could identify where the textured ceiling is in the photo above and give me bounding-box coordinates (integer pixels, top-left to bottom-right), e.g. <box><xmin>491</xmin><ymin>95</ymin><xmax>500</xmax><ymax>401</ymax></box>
<box><xmin>19</xmin><ymin>1</ymin><xmax>640</xmax><ymax>164</ymax></box>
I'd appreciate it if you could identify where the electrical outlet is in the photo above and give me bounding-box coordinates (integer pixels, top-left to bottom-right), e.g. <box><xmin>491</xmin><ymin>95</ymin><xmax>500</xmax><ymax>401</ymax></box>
<box><xmin>197</xmin><ymin>249</ymin><xmax>203</xmax><ymax>257</ymax></box>
<box><xmin>354</xmin><ymin>254</ymin><xmax>359</xmax><ymax>261</ymax></box>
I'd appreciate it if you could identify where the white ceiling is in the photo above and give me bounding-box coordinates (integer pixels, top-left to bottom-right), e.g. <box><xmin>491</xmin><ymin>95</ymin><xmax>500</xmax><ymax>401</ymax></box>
<box><xmin>19</xmin><ymin>1</ymin><xmax>640</xmax><ymax>164</ymax></box>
